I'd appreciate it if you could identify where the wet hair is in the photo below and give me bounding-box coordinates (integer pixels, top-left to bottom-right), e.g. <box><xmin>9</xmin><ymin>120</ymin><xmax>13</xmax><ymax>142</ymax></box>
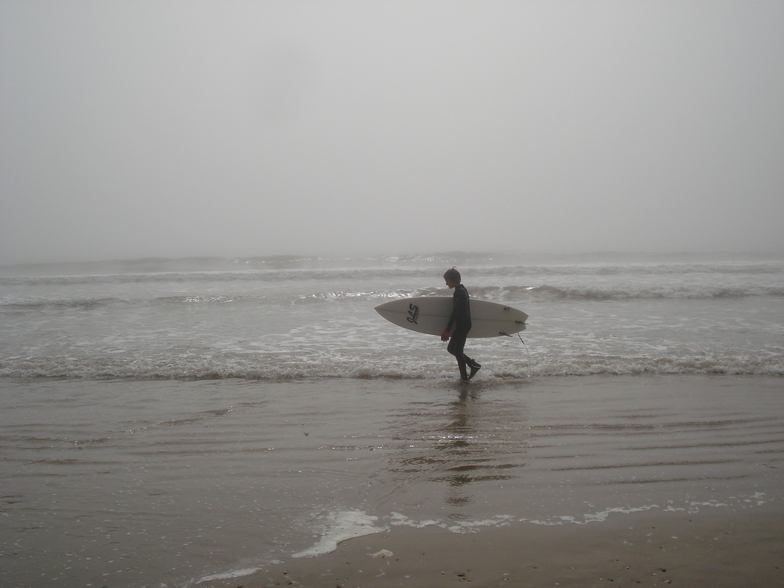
<box><xmin>443</xmin><ymin>267</ymin><xmax>461</xmax><ymax>284</ymax></box>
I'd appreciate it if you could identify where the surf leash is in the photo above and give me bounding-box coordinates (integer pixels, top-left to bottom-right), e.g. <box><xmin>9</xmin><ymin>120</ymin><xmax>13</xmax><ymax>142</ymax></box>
<box><xmin>499</xmin><ymin>330</ymin><xmax>532</xmax><ymax>378</ymax></box>
<box><xmin>519</xmin><ymin>332</ymin><xmax>531</xmax><ymax>362</ymax></box>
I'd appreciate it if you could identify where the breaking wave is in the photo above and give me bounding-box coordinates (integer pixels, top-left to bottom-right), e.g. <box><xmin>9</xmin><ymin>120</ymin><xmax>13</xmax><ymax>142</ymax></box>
<box><xmin>2</xmin><ymin>351</ymin><xmax>782</xmax><ymax>380</ymax></box>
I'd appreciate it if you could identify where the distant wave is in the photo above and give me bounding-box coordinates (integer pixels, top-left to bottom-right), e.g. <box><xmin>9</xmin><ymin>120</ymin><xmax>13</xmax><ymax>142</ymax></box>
<box><xmin>3</xmin><ymin>255</ymin><xmax>782</xmax><ymax>286</ymax></box>
<box><xmin>0</xmin><ymin>252</ymin><xmax>512</xmax><ymax>273</ymax></box>
<box><xmin>0</xmin><ymin>297</ymin><xmax>128</xmax><ymax>310</ymax></box>
<box><xmin>3</xmin><ymin>281</ymin><xmax>783</xmax><ymax>310</ymax></box>
<box><xmin>471</xmin><ymin>284</ymin><xmax>784</xmax><ymax>301</ymax></box>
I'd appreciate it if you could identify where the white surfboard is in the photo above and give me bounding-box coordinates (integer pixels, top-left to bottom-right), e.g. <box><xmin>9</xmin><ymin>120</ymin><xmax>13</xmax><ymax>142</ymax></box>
<box><xmin>375</xmin><ymin>297</ymin><xmax>527</xmax><ymax>338</ymax></box>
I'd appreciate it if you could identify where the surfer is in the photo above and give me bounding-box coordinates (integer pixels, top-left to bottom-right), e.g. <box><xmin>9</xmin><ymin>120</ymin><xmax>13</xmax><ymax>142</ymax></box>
<box><xmin>441</xmin><ymin>268</ymin><xmax>481</xmax><ymax>381</ymax></box>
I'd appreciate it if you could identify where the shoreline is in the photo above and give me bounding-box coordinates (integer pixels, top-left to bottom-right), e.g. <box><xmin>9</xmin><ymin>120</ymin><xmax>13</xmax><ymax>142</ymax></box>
<box><xmin>204</xmin><ymin>504</ymin><xmax>783</xmax><ymax>587</ymax></box>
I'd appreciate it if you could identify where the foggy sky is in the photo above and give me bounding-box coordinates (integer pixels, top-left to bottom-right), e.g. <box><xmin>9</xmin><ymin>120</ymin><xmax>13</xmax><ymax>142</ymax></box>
<box><xmin>2</xmin><ymin>0</ymin><xmax>783</xmax><ymax>264</ymax></box>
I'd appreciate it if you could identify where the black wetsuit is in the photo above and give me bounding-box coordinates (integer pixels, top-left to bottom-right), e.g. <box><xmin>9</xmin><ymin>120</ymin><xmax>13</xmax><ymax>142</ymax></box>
<box><xmin>445</xmin><ymin>284</ymin><xmax>476</xmax><ymax>380</ymax></box>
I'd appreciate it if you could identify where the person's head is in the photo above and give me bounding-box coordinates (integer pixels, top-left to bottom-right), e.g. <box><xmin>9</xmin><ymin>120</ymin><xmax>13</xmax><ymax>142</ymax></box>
<box><xmin>443</xmin><ymin>267</ymin><xmax>461</xmax><ymax>288</ymax></box>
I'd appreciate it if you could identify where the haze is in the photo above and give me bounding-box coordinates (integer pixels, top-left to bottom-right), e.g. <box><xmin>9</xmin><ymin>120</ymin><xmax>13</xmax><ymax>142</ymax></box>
<box><xmin>2</xmin><ymin>1</ymin><xmax>783</xmax><ymax>264</ymax></box>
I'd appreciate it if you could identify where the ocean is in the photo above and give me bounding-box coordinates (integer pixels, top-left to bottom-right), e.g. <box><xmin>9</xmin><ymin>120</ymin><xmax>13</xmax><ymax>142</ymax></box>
<box><xmin>2</xmin><ymin>252</ymin><xmax>783</xmax><ymax>380</ymax></box>
<box><xmin>1</xmin><ymin>252</ymin><xmax>783</xmax><ymax>587</ymax></box>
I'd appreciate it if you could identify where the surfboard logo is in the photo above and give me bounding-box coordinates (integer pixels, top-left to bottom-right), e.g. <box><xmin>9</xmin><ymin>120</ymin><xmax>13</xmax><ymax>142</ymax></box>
<box><xmin>406</xmin><ymin>303</ymin><xmax>419</xmax><ymax>324</ymax></box>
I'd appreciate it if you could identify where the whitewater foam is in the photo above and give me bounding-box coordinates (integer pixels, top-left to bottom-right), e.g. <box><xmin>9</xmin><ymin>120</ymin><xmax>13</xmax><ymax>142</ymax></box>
<box><xmin>292</xmin><ymin>510</ymin><xmax>386</xmax><ymax>558</ymax></box>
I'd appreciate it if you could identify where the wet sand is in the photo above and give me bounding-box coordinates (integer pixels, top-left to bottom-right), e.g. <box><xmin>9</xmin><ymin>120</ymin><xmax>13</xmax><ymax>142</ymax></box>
<box><xmin>210</xmin><ymin>504</ymin><xmax>783</xmax><ymax>587</ymax></box>
<box><xmin>190</xmin><ymin>375</ymin><xmax>784</xmax><ymax>588</ymax></box>
<box><xmin>2</xmin><ymin>375</ymin><xmax>783</xmax><ymax>587</ymax></box>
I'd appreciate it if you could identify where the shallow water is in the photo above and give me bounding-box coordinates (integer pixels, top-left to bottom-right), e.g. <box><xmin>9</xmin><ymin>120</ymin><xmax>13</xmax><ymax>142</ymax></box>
<box><xmin>1</xmin><ymin>375</ymin><xmax>782</xmax><ymax>587</ymax></box>
<box><xmin>2</xmin><ymin>253</ymin><xmax>783</xmax><ymax>379</ymax></box>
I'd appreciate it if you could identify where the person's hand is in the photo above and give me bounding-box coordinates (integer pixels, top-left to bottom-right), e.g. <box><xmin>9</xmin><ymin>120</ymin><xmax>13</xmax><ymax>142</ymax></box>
<box><xmin>441</xmin><ymin>330</ymin><xmax>450</xmax><ymax>342</ymax></box>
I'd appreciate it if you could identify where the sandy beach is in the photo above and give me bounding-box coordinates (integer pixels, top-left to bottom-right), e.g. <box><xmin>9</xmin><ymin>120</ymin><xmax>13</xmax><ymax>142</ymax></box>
<box><xmin>2</xmin><ymin>375</ymin><xmax>782</xmax><ymax>587</ymax></box>
<box><xmin>183</xmin><ymin>374</ymin><xmax>784</xmax><ymax>588</ymax></box>
<box><xmin>233</xmin><ymin>505</ymin><xmax>783</xmax><ymax>587</ymax></box>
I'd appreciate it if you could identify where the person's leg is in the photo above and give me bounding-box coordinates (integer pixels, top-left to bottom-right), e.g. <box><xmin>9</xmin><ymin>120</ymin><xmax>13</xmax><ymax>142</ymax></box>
<box><xmin>448</xmin><ymin>331</ymin><xmax>469</xmax><ymax>380</ymax></box>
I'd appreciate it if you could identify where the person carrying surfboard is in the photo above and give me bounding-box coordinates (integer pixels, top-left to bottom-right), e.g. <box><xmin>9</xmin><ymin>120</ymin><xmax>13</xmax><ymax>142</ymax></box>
<box><xmin>441</xmin><ymin>268</ymin><xmax>481</xmax><ymax>381</ymax></box>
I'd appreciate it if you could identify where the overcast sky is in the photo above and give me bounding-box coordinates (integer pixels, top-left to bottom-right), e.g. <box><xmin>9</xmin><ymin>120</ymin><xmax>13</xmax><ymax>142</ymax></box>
<box><xmin>1</xmin><ymin>1</ymin><xmax>783</xmax><ymax>264</ymax></box>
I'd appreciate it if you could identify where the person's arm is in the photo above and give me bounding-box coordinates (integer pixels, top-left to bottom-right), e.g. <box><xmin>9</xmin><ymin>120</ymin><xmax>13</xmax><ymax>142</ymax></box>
<box><xmin>441</xmin><ymin>288</ymin><xmax>461</xmax><ymax>340</ymax></box>
<box><xmin>454</xmin><ymin>286</ymin><xmax>470</xmax><ymax>323</ymax></box>
<box><xmin>442</xmin><ymin>311</ymin><xmax>455</xmax><ymax>341</ymax></box>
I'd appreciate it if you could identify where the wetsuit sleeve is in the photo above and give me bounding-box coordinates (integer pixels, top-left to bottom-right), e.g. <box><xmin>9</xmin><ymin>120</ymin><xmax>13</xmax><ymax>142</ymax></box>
<box><xmin>446</xmin><ymin>285</ymin><xmax>469</xmax><ymax>332</ymax></box>
<box><xmin>446</xmin><ymin>301</ymin><xmax>456</xmax><ymax>332</ymax></box>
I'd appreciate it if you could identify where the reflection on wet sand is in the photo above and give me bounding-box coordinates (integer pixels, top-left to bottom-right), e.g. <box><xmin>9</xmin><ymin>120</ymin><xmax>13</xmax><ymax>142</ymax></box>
<box><xmin>377</xmin><ymin>376</ymin><xmax>784</xmax><ymax>526</ymax></box>
<box><xmin>386</xmin><ymin>383</ymin><xmax>531</xmax><ymax>509</ymax></box>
